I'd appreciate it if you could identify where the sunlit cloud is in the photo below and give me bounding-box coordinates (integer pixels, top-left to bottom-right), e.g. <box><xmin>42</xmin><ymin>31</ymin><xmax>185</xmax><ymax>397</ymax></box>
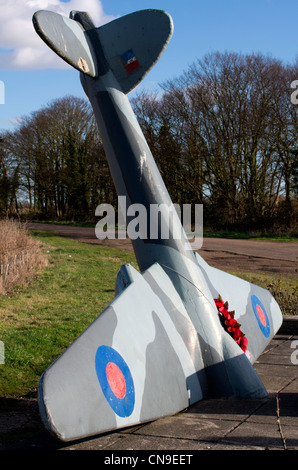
<box><xmin>0</xmin><ymin>0</ymin><xmax>115</xmax><ymax>70</ymax></box>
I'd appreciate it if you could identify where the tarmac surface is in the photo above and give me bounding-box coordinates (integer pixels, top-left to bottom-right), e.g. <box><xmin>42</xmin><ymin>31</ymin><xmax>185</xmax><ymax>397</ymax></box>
<box><xmin>27</xmin><ymin>222</ymin><xmax>298</xmax><ymax>275</ymax></box>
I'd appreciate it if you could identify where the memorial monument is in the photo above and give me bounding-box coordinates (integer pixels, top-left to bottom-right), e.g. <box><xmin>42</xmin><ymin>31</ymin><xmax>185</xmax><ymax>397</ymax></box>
<box><xmin>33</xmin><ymin>9</ymin><xmax>282</xmax><ymax>442</ymax></box>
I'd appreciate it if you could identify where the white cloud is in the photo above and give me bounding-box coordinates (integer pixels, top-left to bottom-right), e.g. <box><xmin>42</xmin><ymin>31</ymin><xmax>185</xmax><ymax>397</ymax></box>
<box><xmin>0</xmin><ymin>0</ymin><xmax>115</xmax><ymax>70</ymax></box>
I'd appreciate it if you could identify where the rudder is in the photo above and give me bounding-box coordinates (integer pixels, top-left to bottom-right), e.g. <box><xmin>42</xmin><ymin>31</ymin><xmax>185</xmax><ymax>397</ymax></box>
<box><xmin>96</xmin><ymin>9</ymin><xmax>173</xmax><ymax>93</ymax></box>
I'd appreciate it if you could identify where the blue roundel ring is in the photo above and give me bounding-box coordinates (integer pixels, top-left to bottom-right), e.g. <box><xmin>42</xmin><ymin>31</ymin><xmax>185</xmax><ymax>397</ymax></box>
<box><xmin>95</xmin><ymin>345</ymin><xmax>135</xmax><ymax>417</ymax></box>
<box><xmin>251</xmin><ymin>294</ymin><xmax>270</xmax><ymax>338</ymax></box>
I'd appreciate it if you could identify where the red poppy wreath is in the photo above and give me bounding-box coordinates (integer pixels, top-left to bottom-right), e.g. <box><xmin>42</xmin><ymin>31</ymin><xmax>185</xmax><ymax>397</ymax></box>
<box><xmin>214</xmin><ymin>295</ymin><xmax>248</xmax><ymax>353</ymax></box>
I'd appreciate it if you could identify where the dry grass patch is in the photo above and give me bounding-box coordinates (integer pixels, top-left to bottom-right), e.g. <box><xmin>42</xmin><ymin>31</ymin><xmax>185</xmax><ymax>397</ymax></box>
<box><xmin>0</xmin><ymin>219</ymin><xmax>48</xmax><ymax>295</ymax></box>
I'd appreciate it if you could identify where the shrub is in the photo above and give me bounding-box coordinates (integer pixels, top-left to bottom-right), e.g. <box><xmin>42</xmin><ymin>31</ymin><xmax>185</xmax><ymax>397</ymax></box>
<box><xmin>0</xmin><ymin>219</ymin><xmax>48</xmax><ymax>295</ymax></box>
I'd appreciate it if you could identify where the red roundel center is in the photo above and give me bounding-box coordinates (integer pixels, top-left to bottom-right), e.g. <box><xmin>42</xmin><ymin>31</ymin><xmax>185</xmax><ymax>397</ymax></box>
<box><xmin>256</xmin><ymin>304</ymin><xmax>267</xmax><ymax>326</ymax></box>
<box><xmin>106</xmin><ymin>362</ymin><xmax>126</xmax><ymax>399</ymax></box>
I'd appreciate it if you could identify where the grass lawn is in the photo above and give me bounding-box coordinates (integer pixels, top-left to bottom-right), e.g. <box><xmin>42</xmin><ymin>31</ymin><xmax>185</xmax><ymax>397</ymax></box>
<box><xmin>0</xmin><ymin>230</ymin><xmax>137</xmax><ymax>398</ymax></box>
<box><xmin>202</xmin><ymin>230</ymin><xmax>297</xmax><ymax>241</ymax></box>
<box><xmin>0</xmin><ymin>230</ymin><xmax>296</xmax><ymax>399</ymax></box>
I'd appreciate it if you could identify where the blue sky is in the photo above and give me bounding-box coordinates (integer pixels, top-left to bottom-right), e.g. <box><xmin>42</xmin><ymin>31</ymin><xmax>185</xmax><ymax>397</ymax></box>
<box><xmin>0</xmin><ymin>0</ymin><xmax>297</xmax><ymax>132</ymax></box>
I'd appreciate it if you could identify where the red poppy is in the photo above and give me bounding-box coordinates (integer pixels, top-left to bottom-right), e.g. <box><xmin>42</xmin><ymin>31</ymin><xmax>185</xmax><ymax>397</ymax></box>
<box><xmin>225</xmin><ymin>317</ymin><xmax>237</xmax><ymax>328</ymax></box>
<box><xmin>219</xmin><ymin>306</ymin><xmax>231</xmax><ymax>320</ymax></box>
<box><xmin>214</xmin><ymin>296</ymin><xmax>248</xmax><ymax>353</ymax></box>
<box><xmin>215</xmin><ymin>298</ymin><xmax>223</xmax><ymax>308</ymax></box>
<box><xmin>239</xmin><ymin>336</ymin><xmax>248</xmax><ymax>352</ymax></box>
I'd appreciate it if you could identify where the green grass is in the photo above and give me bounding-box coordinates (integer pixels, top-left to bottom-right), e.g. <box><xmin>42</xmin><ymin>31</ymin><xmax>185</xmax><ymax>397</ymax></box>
<box><xmin>227</xmin><ymin>271</ymin><xmax>297</xmax><ymax>317</ymax></box>
<box><xmin>203</xmin><ymin>230</ymin><xmax>298</xmax><ymax>241</ymax></box>
<box><xmin>0</xmin><ymin>230</ymin><xmax>296</xmax><ymax>399</ymax></box>
<box><xmin>0</xmin><ymin>230</ymin><xmax>137</xmax><ymax>398</ymax></box>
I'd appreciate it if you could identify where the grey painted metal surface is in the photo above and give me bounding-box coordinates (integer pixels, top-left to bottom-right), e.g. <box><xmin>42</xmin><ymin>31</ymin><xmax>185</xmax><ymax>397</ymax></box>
<box><xmin>33</xmin><ymin>9</ymin><xmax>283</xmax><ymax>442</ymax></box>
<box><xmin>33</xmin><ymin>11</ymin><xmax>97</xmax><ymax>76</ymax></box>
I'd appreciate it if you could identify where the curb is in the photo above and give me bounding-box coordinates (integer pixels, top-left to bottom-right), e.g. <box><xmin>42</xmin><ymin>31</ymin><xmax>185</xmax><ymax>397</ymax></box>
<box><xmin>279</xmin><ymin>316</ymin><xmax>298</xmax><ymax>335</ymax></box>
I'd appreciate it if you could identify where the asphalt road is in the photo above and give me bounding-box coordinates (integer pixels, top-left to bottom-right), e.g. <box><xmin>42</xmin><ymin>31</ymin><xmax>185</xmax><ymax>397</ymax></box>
<box><xmin>27</xmin><ymin>222</ymin><xmax>297</xmax><ymax>274</ymax></box>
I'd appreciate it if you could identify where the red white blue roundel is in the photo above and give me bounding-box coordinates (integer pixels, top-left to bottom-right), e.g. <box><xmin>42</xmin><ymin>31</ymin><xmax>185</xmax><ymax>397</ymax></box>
<box><xmin>251</xmin><ymin>294</ymin><xmax>270</xmax><ymax>338</ymax></box>
<box><xmin>95</xmin><ymin>345</ymin><xmax>135</xmax><ymax>417</ymax></box>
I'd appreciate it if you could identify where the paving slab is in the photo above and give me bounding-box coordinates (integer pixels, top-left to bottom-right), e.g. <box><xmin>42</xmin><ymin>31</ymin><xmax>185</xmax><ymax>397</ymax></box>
<box><xmin>1</xmin><ymin>333</ymin><xmax>298</xmax><ymax>453</ymax></box>
<box><xmin>212</xmin><ymin>421</ymin><xmax>294</xmax><ymax>450</ymax></box>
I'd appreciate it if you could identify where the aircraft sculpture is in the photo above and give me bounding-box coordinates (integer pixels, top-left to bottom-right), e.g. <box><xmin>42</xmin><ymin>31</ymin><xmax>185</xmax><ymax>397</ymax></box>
<box><xmin>33</xmin><ymin>9</ymin><xmax>282</xmax><ymax>442</ymax></box>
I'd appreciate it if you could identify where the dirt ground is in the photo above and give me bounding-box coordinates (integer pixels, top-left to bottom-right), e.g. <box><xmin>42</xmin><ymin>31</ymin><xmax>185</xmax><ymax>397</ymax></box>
<box><xmin>1</xmin><ymin>223</ymin><xmax>297</xmax><ymax>449</ymax></box>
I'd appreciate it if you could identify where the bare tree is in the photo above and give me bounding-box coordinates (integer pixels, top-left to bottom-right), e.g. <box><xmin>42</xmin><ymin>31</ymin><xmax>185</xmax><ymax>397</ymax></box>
<box><xmin>159</xmin><ymin>52</ymin><xmax>297</xmax><ymax>231</ymax></box>
<box><xmin>5</xmin><ymin>96</ymin><xmax>115</xmax><ymax>220</ymax></box>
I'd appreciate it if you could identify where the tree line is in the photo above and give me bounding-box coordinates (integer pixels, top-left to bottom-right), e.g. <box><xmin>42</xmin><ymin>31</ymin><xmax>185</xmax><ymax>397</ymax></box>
<box><xmin>0</xmin><ymin>51</ymin><xmax>297</xmax><ymax>233</ymax></box>
<box><xmin>0</xmin><ymin>96</ymin><xmax>117</xmax><ymax>220</ymax></box>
